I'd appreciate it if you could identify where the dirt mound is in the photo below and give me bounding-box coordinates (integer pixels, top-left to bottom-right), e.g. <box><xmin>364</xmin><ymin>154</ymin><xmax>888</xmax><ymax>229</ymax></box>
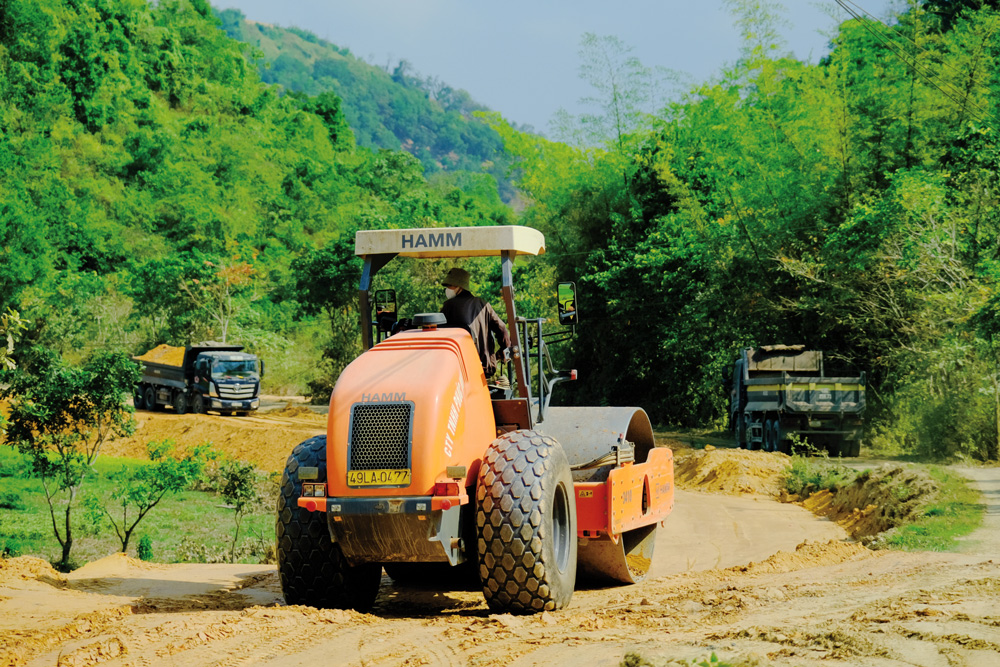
<box><xmin>800</xmin><ymin>464</ymin><xmax>938</xmax><ymax>539</ymax></box>
<box><xmin>103</xmin><ymin>410</ymin><xmax>325</xmax><ymax>473</ymax></box>
<box><xmin>0</xmin><ymin>556</ymin><xmax>63</xmax><ymax>585</ymax></box>
<box><xmin>674</xmin><ymin>446</ymin><xmax>791</xmax><ymax>497</ymax></box>
<box><xmin>133</xmin><ymin>344</ymin><xmax>184</xmax><ymax>366</ymax></box>
<box><xmin>69</xmin><ymin>553</ymin><xmax>154</xmax><ymax>579</ymax></box>
<box><xmin>729</xmin><ymin>540</ymin><xmax>873</xmax><ymax>576</ymax></box>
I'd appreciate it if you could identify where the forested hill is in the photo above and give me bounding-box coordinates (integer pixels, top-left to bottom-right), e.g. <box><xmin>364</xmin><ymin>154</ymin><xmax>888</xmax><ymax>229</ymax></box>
<box><xmin>214</xmin><ymin>8</ymin><xmax>516</xmax><ymax>199</ymax></box>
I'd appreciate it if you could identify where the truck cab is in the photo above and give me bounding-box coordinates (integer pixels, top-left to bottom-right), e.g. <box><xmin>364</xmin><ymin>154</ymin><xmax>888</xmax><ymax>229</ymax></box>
<box><xmin>191</xmin><ymin>350</ymin><xmax>262</xmax><ymax>414</ymax></box>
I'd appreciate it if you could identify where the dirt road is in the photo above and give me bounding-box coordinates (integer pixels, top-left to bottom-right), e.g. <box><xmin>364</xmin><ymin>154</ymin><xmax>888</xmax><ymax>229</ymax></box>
<box><xmin>2</xmin><ymin>415</ymin><xmax>999</xmax><ymax>666</ymax></box>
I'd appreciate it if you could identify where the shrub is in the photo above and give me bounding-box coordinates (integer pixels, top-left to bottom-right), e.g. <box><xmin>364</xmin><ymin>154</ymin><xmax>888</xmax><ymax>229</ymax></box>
<box><xmin>137</xmin><ymin>534</ymin><xmax>154</xmax><ymax>561</ymax></box>
<box><xmin>783</xmin><ymin>456</ymin><xmax>858</xmax><ymax>496</ymax></box>
<box><xmin>0</xmin><ymin>491</ymin><xmax>25</xmax><ymax>511</ymax></box>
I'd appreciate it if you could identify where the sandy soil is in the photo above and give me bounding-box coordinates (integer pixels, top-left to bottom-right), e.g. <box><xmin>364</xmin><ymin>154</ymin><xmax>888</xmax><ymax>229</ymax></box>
<box><xmin>101</xmin><ymin>403</ymin><xmax>327</xmax><ymax>474</ymax></box>
<box><xmin>3</xmin><ymin>418</ymin><xmax>1000</xmax><ymax>667</ymax></box>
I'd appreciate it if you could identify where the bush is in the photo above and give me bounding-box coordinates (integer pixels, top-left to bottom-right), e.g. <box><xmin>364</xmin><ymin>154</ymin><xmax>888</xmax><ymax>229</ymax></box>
<box><xmin>137</xmin><ymin>534</ymin><xmax>154</xmax><ymax>561</ymax></box>
<box><xmin>0</xmin><ymin>538</ymin><xmax>24</xmax><ymax>558</ymax></box>
<box><xmin>783</xmin><ymin>456</ymin><xmax>858</xmax><ymax>496</ymax></box>
<box><xmin>0</xmin><ymin>491</ymin><xmax>25</xmax><ymax>511</ymax></box>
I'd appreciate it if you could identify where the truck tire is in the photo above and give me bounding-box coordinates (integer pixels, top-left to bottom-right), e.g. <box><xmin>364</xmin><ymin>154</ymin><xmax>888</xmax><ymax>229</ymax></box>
<box><xmin>276</xmin><ymin>435</ymin><xmax>381</xmax><ymax>612</ymax></box>
<box><xmin>172</xmin><ymin>391</ymin><xmax>188</xmax><ymax>415</ymax></box>
<box><xmin>764</xmin><ymin>419</ymin><xmax>778</xmax><ymax>452</ymax></box>
<box><xmin>847</xmin><ymin>438</ymin><xmax>861</xmax><ymax>458</ymax></box>
<box><xmin>776</xmin><ymin>421</ymin><xmax>791</xmax><ymax>455</ymax></box>
<box><xmin>133</xmin><ymin>386</ymin><xmax>145</xmax><ymax>411</ymax></box>
<box><xmin>476</xmin><ymin>429</ymin><xmax>577</xmax><ymax>614</ymax></box>
<box><xmin>191</xmin><ymin>394</ymin><xmax>205</xmax><ymax>414</ymax></box>
<box><xmin>143</xmin><ymin>386</ymin><xmax>158</xmax><ymax>412</ymax></box>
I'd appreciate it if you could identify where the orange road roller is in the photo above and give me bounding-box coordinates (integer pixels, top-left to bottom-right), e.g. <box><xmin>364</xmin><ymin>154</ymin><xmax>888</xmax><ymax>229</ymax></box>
<box><xmin>277</xmin><ymin>225</ymin><xmax>674</xmax><ymax>613</ymax></box>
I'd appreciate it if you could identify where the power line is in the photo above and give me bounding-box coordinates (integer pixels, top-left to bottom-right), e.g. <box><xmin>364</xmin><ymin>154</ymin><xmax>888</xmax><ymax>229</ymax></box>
<box><xmin>833</xmin><ymin>0</ymin><xmax>994</xmax><ymax>127</ymax></box>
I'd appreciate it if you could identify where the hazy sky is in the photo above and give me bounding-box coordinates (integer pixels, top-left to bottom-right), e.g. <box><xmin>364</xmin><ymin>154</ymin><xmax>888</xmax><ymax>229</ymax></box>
<box><xmin>217</xmin><ymin>0</ymin><xmax>901</xmax><ymax>133</ymax></box>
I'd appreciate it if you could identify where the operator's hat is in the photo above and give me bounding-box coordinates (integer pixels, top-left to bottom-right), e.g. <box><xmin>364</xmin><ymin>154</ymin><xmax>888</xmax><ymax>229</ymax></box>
<box><xmin>441</xmin><ymin>267</ymin><xmax>471</xmax><ymax>290</ymax></box>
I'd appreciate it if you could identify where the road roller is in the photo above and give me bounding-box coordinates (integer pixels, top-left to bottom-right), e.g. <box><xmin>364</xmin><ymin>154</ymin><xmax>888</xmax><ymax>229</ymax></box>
<box><xmin>276</xmin><ymin>225</ymin><xmax>674</xmax><ymax>613</ymax></box>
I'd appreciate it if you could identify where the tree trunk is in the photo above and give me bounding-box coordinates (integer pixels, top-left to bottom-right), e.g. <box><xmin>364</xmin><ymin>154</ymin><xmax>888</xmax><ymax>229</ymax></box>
<box><xmin>60</xmin><ymin>502</ymin><xmax>74</xmax><ymax>570</ymax></box>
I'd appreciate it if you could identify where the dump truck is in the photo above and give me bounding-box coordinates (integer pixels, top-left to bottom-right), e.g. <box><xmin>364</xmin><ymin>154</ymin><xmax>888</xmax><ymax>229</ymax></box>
<box><xmin>728</xmin><ymin>345</ymin><xmax>865</xmax><ymax>456</ymax></box>
<box><xmin>277</xmin><ymin>225</ymin><xmax>675</xmax><ymax>614</ymax></box>
<box><xmin>133</xmin><ymin>343</ymin><xmax>264</xmax><ymax>416</ymax></box>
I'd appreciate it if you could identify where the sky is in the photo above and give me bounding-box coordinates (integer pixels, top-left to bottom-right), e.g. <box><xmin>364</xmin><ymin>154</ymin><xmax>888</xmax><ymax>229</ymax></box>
<box><xmin>216</xmin><ymin>0</ymin><xmax>902</xmax><ymax>133</ymax></box>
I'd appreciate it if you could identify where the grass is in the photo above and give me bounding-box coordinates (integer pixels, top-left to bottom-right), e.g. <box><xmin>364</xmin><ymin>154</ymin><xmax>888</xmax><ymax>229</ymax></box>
<box><xmin>779</xmin><ymin>450</ymin><xmax>985</xmax><ymax>552</ymax></box>
<box><xmin>0</xmin><ymin>445</ymin><xmax>276</xmax><ymax>568</ymax></box>
<box><xmin>880</xmin><ymin>465</ymin><xmax>984</xmax><ymax>551</ymax></box>
<box><xmin>782</xmin><ymin>454</ymin><xmax>859</xmax><ymax>496</ymax></box>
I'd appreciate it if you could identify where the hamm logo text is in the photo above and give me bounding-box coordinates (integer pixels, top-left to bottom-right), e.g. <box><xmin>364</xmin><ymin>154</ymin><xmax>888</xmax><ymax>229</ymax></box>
<box><xmin>401</xmin><ymin>232</ymin><xmax>462</xmax><ymax>249</ymax></box>
<box><xmin>360</xmin><ymin>392</ymin><xmax>407</xmax><ymax>402</ymax></box>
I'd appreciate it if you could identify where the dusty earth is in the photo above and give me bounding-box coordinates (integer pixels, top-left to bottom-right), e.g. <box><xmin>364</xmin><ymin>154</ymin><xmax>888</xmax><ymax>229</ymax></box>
<box><xmin>2</xmin><ymin>413</ymin><xmax>999</xmax><ymax>667</ymax></box>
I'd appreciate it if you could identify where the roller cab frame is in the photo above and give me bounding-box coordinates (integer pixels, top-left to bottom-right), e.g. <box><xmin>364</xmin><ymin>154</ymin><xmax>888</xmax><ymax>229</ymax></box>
<box><xmin>277</xmin><ymin>225</ymin><xmax>674</xmax><ymax>614</ymax></box>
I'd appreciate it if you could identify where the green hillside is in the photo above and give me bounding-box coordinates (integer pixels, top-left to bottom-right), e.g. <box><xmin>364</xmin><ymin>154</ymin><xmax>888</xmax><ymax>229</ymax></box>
<box><xmin>214</xmin><ymin>8</ymin><xmax>517</xmax><ymax>199</ymax></box>
<box><xmin>0</xmin><ymin>0</ymin><xmax>516</xmax><ymax>396</ymax></box>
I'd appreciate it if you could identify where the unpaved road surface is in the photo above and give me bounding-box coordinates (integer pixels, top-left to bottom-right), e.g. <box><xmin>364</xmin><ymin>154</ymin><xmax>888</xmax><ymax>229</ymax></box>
<box><xmin>2</xmin><ymin>413</ymin><xmax>999</xmax><ymax>667</ymax></box>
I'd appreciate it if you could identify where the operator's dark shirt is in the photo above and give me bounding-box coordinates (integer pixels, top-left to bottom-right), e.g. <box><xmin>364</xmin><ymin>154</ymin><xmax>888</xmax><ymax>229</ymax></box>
<box><xmin>440</xmin><ymin>291</ymin><xmax>512</xmax><ymax>377</ymax></box>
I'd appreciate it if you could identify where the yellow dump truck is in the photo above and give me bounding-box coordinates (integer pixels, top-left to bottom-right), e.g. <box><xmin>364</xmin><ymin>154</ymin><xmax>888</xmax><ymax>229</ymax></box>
<box><xmin>133</xmin><ymin>343</ymin><xmax>263</xmax><ymax>415</ymax></box>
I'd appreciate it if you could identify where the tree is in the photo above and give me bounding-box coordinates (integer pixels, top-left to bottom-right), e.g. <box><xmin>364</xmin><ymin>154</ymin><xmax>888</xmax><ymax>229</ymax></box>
<box><xmin>553</xmin><ymin>33</ymin><xmax>660</xmax><ymax>151</ymax></box>
<box><xmin>218</xmin><ymin>458</ymin><xmax>267</xmax><ymax>563</ymax></box>
<box><xmin>2</xmin><ymin>349</ymin><xmax>141</xmax><ymax>569</ymax></box>
<box><xmin>180</xmin><ymin>258</ymin><xmax>261</xmax><ymax>343</ymax></box>
<box><xmin>89</xmin><ymin>440</ymin><xmax>209</xmax><ymax>553</ymax></box>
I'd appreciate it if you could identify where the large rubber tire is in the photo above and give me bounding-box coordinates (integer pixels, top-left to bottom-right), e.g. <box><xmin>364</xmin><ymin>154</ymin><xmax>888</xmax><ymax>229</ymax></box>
<box><xmin>172</xmin><ymin>391</ymin><xmax>188</xmax><ymax>415</ymax></box>
<box><xmin>276</xmin><ymin>435</ymin><xmax>381</xmax><ymax>611</ymax></box>
<box><xmin>143</xmin><ymin>385</ymin><xmax>158</xmax><ymax>412</ymax></box>
<box><xmin>764</xmin><ymin>419</ymin><xmax>775</xmax><ymax>452</ymax></box>
<box><xmin>476</xmin><ymin>429</ymin><xmax>577</xmax><ymax>614</ymax></box>
<box><xmin>191</xmin><ymin>394</ymin><xmax>205</xmax><ymax>414</ymax></box>
<box><xmin>133</xmin><ymin>386</ymin><xmax>145</xmax><ymax>411</ymax></box>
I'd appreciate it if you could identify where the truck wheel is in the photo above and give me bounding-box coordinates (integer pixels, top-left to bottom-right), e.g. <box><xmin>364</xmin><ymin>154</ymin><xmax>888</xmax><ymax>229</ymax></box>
<box><xmin>143</xmin><ymin>386</ymin><xmax>158</xmax><ymax>412</ymax></box>
<box><xmin>277</xmin><ymin>435</ymin><xmax>381</xmax><ymax>612</ymax></box>
<box><xmin>848</xmin><ymin>438</ymin><xmax>861</xmax><ymax>458</ymax></box>
<box><xmin>776</xmin><ymin>422</ymin><xmax>791</xmax><ymax>455</ymax></box>
<box><xmin>172</xmin><ymin>391</ymin><xmax>188</xmax><ymax>415</ymax></box>
<box><xmin>133</xmin><ymin>386</ymin><xmax>145</xmax><ymax>411</ymax></box>
<box><xmin>476</xmin><ymin>429</ymin><xmax>577</xmax><ymax>614</ymax></box>
<box><xmin>734</xmin><ymin>412</ymin><xmax>745</xmax><ymax>449</ymax></box>
<box><xmin>191</xmin><ymin>394</ymin><xmax>205</xmax><ymax>414</ymax></box>
<box><xmin>764</xmin><ymin>419</ymin><xmax>777</xmax><ymax>452</ymax></box>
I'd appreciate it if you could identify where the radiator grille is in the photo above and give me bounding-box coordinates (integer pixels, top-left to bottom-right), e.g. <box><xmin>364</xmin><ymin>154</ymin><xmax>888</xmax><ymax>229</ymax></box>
<box><xmin>349</xmin><ymin>402</ymin><xmax>413</xmax><ymax>470</ymax></box>
<box><xmin>218</xmin><ymin>383</ymin><xmax>256</xmax><ymax>399</ymax></box>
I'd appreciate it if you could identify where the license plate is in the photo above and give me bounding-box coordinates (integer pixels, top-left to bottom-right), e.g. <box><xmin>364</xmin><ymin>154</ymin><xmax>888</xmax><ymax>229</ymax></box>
<box><xmin>817</xmin><ymin>392</ymin><xmax>833</xmax><ymax>401</ymax></box>
<box><xmin>347</xmin><ymin>469</ymin><xmax>411</xmax><ymax>487</ymax></box>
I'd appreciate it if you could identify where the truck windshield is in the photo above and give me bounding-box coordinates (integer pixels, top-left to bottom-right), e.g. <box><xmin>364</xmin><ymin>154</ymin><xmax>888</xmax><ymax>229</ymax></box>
<box><xmin>212</xmin><ymin>360</ymin><xmax>258</xmax><ymax>379</ymax></box>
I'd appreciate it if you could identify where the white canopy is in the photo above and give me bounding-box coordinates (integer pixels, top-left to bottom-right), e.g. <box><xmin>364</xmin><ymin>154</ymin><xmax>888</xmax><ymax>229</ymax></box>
<box><xmin>355</xmin><ymin>225</ymin><xmax>546</xmax><ymax>258</ymax></box>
